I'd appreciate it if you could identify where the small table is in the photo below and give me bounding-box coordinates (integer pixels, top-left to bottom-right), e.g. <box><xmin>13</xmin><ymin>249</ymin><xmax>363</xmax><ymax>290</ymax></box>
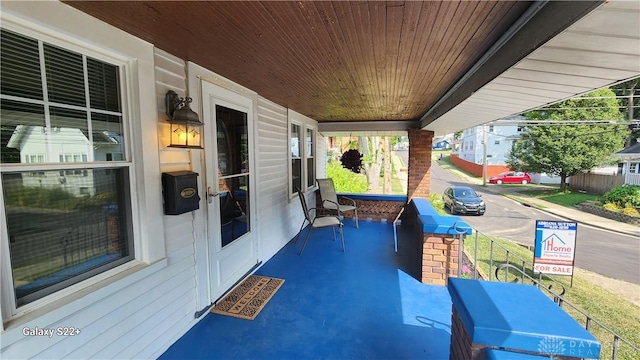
<box><xmin>448</xmin><ymin>278</ymin><xmax>601</xmax><ymax>360</ymax></box>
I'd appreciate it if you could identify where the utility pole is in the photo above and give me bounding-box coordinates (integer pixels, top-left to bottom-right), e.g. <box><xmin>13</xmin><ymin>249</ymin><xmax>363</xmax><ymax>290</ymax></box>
<box><xmin>482</xmin><ymin>124</ymin><xmax>488</xmax><ymax>186</ymax></box>
<box><xmin>627</xmin><ymin>88</ymin><xmax>635</xmax><ymax>147</ymax></box>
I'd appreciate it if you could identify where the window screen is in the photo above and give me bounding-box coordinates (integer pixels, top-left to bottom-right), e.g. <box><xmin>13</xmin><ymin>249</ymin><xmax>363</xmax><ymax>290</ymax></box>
<box><xmin>0</xmin><ymin>28</ymin><xmax>133</xmax><ymax>307</ymax></box>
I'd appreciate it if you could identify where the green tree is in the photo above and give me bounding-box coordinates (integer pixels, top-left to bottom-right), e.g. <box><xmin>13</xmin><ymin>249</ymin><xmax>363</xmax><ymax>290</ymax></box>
<box><xmin>507</xmin><ymin>88</ymin><xmax>629</xmax><ymax>191</ymax></box>
<box><xmin>326</xmin><ymin>160</ymin><xmax>368</xmax><ymax>193</ymax></box>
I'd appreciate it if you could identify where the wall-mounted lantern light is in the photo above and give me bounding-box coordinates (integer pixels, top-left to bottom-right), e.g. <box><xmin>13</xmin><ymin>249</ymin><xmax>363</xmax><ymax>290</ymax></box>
<box><xmin>165</xmin><ymin>90</ymin><xmax>203</xmax><ymax>149</ymax></box>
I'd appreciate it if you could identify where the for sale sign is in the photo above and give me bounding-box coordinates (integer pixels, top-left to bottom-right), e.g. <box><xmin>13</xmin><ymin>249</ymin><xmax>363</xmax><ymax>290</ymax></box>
<box><xmin>533</xmin><ymin>220</ymin><xmax>577</xmax><ymax>276</ymax></box>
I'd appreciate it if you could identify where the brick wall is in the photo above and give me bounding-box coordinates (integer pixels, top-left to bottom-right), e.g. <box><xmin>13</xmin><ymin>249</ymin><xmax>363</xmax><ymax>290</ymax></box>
<box><xmin>408</xmin><ymin>129</ymin><xmax>433</xmax><ymax>199</ymax></box>
<box><xmin>315</xmin><ymin>197</ymin><xmax>405</xmax><ymax>223</ymax></box>
<box><xmin>449</xmin><ymin>154</ymin><xmax>511</xmax><ymax>178</ymax></box>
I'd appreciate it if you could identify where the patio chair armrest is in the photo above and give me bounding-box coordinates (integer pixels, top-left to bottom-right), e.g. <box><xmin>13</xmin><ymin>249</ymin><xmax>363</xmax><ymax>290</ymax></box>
<box><xmin>338</xmin><ymin>196</ymin><xmax>357</xmax><ymax>207</ymax></box>
<box><xmin>322</xmin><ymin>199</ymin><xmax>343</xmax><ymax>216</ymax></box>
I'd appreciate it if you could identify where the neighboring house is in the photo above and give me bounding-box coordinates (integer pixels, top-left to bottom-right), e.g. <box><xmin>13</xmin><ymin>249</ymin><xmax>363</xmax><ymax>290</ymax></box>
<box><xmin>456</xmin><ymin>116</ymin><xmax>524</xmax><ymax>166</ymax></box>
<box><xmin>453</xmin><ymin>116</ymin><xmax>562</xmax><ymax>183</ymax></box>
<box><xmin>615</xmin><ymin>142</ymin><xmax>640</xmax><ymax>185</ymax></box>
<box><xmin>432</xmin><ymin>139</ymin><xmax>450</xmax><ymax>150</ymax></box>
<box><xmin>6</xmin><ymin>125</ymin><xmax>123</xmax><ymax>197</ymax></box>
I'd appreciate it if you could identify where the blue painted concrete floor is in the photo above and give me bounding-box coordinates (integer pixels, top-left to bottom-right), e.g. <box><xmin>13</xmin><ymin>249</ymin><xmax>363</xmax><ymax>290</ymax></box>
<box><xmin>160</xmin><ymin>221</ymin><xmax>453</xmax><ymax>360</ymax></box>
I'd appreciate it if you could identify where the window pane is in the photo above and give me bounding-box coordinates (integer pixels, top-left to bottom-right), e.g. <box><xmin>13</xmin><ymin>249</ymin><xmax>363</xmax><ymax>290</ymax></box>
<box><xmin>292</xmin><ymin>158</ymin><xmax>302</xmax><ymax>193</ymax></box>
<box><xmin>216</xmin><ymin>106</ymin><xmax>248</xmax><ymax>177</ymax></box>
<box><xmin>3</xmin><ymin>167</ymin><xmax>133</xmax><ymax>306</ymax></box>
<box><xmin>44</xmin><ymin>43</ymin><xmax>86</xmax><ymax>107</ymax></box>
<box><xmin>0</xmin><ymin>29</ymin><xmax>43</xmax><ymax>100</ymax></box>
<box><xmin>88</xmin><ymin>58</ymin><xmax>121</xmax><ymax>112</ymax></box>
<box><xmin>1</xmin><ymin>99</ymin><xmax>46</xmax><ymax>164</ymax></box>
<box><xmin>306</xmin><ymin>128</ymin><xmax>314</xmax><ymax>157</ymax></box>
<box><xmin>307</xmin><ymin>157</ymin><xmax>315</xmax><ymax>188</ymax></box>
<box><xmin>306</xmin><ymin>128</ymin><xmax>315</xmax><ymax>188</ymax></box>
<box><xmin>50</xmin><ymin>107</ymin><xmax>91</xmax><ymax>163</ymax></box>
<box><xmin>291</xmin><ymin>124</ymin><xmax>300</xmax><ymax>158</ymax></box>
<box><xmin>219</xmin><ymin>174</ymin><xmax>250</xmax><ymax>248</ymax></box>
<box><xmin>92</xmin><ymin>113</ymin><xmax>125</xmax><ymax>161</ymax></box>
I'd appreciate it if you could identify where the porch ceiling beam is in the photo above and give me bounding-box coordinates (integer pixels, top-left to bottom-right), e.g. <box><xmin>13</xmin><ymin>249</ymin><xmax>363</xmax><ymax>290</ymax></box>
<box><xmin>318</xmin><ymin>120</ymin><xmax>419</xmax><ymax>133</ymax></box>
<box><xmin>419</xmin><ymin>0</ymin><xmax>603</xmax><ymax>129</ymax></box>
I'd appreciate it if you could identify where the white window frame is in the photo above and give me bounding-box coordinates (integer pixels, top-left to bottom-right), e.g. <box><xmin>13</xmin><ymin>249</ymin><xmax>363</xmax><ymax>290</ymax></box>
<box><xmin>0</xmin><ymin>11</ymin><xmax>165</xmax><ymax>326</ymax></box>
<box><xmin>287</xmin><ymin>110</ymin><xmax>317</xmax><ymax>198</ymax></box>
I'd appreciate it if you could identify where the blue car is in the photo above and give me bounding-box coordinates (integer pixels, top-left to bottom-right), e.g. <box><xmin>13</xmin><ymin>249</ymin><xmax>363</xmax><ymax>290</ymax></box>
<box><xmin>442</xmin><ymin>186</ymin><xmax>486</xmax><ymax>215</ymax></box>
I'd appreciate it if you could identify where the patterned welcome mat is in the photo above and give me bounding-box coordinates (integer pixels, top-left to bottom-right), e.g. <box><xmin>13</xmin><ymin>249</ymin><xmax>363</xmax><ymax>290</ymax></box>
<box><xmin>211</xmin><ymin>275</ymin><xmax>285</xmax><ymax>320</ymax></box>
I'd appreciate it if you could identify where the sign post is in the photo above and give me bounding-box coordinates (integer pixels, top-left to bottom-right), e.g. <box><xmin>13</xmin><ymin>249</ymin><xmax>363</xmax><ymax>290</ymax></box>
<box><xmin>533</xmin><ymin>220</ymin><xmax>578</xmax><ymax>286</ymax></box>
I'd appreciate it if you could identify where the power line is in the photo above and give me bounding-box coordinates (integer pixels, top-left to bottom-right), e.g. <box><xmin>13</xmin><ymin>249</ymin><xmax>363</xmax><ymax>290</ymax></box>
<box><xmin>511</xmin><ymin>128</ymin><xmax>626</xmax><ymax>141</ymax></box>
<box><xmin>484</xmin><ymin>120</ymin><xmax>638</xmax><ymax>126</ymax></box>
<box><xmin>533</xmin><ymin>105</ymin><xmax>640</xmax><ymax>111</ymax></box>
<box><xmin>453</xmin><ymin>121</ymin><xmax>634</xmax><ymax>142</ymax></box>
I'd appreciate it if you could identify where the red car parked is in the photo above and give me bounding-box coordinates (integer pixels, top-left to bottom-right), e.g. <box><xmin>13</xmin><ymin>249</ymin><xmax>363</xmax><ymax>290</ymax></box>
<box><xmin>489</xmin><ymin>171</ymin><xmax>531</xmax><ymax>184</ymax></box>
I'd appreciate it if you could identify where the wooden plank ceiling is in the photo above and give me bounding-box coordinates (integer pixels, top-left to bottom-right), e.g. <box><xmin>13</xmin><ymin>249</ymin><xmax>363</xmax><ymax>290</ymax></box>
<box><xmin>64</xmin><ymin>1</ymin><xmax>530</xmax><ymax>123</ymax></box>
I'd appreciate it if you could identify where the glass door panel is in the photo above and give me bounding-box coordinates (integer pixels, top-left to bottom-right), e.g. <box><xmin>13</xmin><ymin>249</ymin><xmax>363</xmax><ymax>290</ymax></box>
<box><xmin>216</xmin><ymin>105</ymin><xmax>250</xmax><ymax>248</ymax></box>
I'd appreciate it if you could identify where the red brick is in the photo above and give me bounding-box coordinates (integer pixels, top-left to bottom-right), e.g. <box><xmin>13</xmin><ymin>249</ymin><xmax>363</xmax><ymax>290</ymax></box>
<box><xmin>422</xmin><ymin>272</ymin><xmax>444</xmax><ymax>279</ymax></box>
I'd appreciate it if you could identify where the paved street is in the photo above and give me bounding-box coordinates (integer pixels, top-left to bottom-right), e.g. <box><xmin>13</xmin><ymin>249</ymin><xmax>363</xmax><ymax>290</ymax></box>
<box><xmin>429</xmin><ymin>160</ymin><xmax>640</xmax><ymax>285</ymax></box>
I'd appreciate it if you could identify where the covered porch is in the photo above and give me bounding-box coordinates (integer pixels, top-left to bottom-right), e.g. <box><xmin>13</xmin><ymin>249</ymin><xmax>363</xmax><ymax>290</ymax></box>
<box><xmin>160</xmin><ymin>221</ymin><xmax>453</xmax><ymax>359</ymax></box>
<box><xmin>0</xmin><ymin>1</ymin><xmax>638</xmax><ymax>359</ymax></box>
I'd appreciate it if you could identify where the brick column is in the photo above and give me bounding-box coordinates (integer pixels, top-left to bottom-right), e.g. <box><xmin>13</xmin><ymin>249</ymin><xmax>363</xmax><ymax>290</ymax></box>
<box><xmin>450</xmin><ymin>306</ymin><xmax>484</xmax><ymax>360</ymax></box>
<box><xmin>421</xmin><ymin>234</ymin><xmax>459</xmax><ymax>285</ymax></box>
<box><xmin>407</xmin><ymin>129</ymin><xmax>434</xmax><ymax>200</ymax></box>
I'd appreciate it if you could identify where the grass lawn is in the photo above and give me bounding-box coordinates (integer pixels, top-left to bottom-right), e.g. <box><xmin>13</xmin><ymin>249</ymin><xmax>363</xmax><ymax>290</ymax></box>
<box><xmin>520</xmin><ymin>188</ymin><xmax>601</xmax><ymax>207</ymax></box>
<box><xmin>464</xmin><ymin>233</ymin><xmax>640</xmax><ymax>359</ymax></box>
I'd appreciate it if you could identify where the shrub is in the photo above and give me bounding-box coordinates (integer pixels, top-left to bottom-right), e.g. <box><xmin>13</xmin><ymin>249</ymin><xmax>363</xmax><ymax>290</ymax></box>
<box><xmin>4</xmin><ymin>186</ymin><xmax>76</xmax><ymax>210</ymax></box>
<box><xmin>326</xmin><ymin>160</ymin><xmax>368</xmax><ymax>193</ymax></box>
<box><xmin>621</xmin><ymin>206</ymin><xmax>640</xmax><ymax>216</ymax></box>
<box><xmin>428</xmin><ymin>193</ymin><xmax>445</xmax><ymax>212</ymax></box>
<box><xmin>603</xmin><ymin>184</ymin><xmax>640</xmax><ymax>208</ymax></box>
<box><xmin>602</xmin><ymin>203</ymin><xmax>620</xmax><ymax>211</ymax></box>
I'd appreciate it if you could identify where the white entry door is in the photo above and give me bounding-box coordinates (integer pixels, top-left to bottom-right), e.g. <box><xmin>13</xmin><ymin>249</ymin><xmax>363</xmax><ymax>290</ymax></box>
<box><xmin>202</xmin><ymin>81</ymin><xmax>258</xmax><ymax>301</ymax></box>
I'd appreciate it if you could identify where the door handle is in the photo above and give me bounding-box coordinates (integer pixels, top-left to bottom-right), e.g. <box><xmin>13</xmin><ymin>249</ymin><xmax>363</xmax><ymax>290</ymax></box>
<box><xmin>207</xmin><ymin>186</ymin><xmax>219</xmax><ymax>203</ymax></box>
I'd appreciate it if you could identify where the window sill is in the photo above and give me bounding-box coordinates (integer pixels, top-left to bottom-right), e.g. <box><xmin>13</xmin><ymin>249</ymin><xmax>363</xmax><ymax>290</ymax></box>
<box><xmin>1</xmin><ymin>258</ymin><xmax>168</xmax><ymax>340</ymax></box>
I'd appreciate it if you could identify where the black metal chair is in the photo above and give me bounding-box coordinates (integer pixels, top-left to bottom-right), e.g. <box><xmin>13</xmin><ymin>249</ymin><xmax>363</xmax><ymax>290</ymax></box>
<box><xmin>294</xmin><ymin>189</ymin><xmax>345</xmax><ymax>255</ymax></box>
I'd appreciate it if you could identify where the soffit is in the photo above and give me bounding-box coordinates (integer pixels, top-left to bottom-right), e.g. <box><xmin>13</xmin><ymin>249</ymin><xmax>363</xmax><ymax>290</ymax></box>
<box><xmin>424</xmin><ymin>0</ymin><xmax>640</xmax><ymax>135</ymax></box>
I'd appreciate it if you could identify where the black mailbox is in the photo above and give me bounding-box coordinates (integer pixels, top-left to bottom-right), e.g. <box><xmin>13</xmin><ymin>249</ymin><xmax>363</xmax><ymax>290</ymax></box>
<box><xmin>162</xmin><ymin>171</ymin><xmax>200</xmax><ymax>215</ymax></box>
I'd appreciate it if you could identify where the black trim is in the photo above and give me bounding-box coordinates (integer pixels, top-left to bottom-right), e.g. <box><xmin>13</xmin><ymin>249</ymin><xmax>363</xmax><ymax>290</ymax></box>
<box><xmin>420</xmin><ymin>0</ymin><xmax>603</xmax><ymax>128</ymax></box>
<box><xmin>194</xmin><ymin>303</ymin><xmax>214</xmax><ymax>319</ymax></box>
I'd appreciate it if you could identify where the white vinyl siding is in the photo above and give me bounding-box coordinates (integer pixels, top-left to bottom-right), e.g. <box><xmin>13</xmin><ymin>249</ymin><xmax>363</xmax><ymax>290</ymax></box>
<box><xmin>257</xmin><ymin>97</ymin><xmax>307</xmax><ymax>259</ymax></box>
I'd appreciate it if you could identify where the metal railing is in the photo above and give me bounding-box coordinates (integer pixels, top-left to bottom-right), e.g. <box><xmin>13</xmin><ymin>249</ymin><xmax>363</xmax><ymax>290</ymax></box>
<box><xmin>466</xmin><ymin>229</ymin><xmax>640</xmax><ymax>360</ymax></box>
